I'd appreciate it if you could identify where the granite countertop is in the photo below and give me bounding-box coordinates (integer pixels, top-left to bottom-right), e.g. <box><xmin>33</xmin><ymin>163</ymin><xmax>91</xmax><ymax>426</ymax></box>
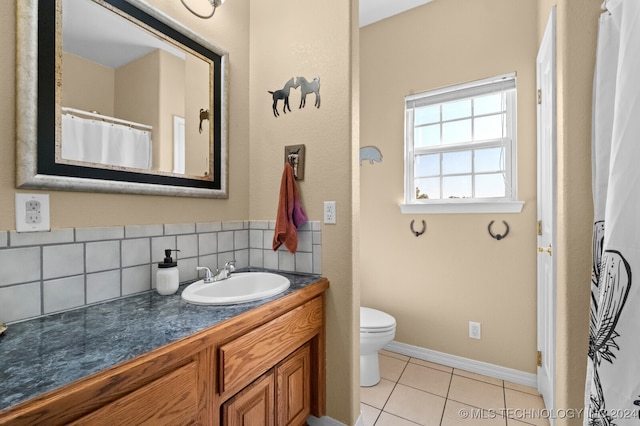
<box><xmin>0</xmin><ymin>269</ymin><xmax>323</xmax><ymax>412</ymax></box>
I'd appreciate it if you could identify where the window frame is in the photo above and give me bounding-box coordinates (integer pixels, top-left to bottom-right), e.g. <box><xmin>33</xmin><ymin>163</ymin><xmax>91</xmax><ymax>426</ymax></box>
<box><xmin>401</xmin><ymin>73</ymin><xmax>524</xmax><ymax>214</ymax></box>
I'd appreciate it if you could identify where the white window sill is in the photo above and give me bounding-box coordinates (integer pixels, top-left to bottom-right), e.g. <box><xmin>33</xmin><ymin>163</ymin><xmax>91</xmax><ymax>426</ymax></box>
<box><xmin>399</xmin><ymin>200</ymin><xmax>525</xmax><ymax>214</ymax></box>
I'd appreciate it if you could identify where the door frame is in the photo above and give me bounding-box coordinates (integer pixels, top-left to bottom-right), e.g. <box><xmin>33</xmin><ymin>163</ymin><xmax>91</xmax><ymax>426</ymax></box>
<box><xmin>536</xmin><ymin>6</ymin><xmax>557</xmax><ymax>420</ymax></box>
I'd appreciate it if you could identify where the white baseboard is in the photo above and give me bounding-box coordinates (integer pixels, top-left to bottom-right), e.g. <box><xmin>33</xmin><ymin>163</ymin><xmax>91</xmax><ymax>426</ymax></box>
<box><xmin>385</xmin><ymin>341</ymin><xmax>537</xmax><ymax>388</ymax></box>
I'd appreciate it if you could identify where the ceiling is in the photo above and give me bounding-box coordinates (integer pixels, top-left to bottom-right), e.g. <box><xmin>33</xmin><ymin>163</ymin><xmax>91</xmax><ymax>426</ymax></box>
<box><xmin>359</xmin><ymin>0</ymin><xmax>434</xmax><ymax>27</ymax></box>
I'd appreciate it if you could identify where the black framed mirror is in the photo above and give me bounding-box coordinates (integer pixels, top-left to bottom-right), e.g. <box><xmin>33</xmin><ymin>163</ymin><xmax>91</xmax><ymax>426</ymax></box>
<box><xmin>16</xmin><ymin>0</ymin><xmax>229</xmax><ymax>198</ymax></box>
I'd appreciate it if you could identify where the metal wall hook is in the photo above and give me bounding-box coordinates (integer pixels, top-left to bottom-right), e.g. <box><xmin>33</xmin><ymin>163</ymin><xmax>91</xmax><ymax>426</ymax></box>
<box><xmin>488</xmin><ymin>220</ymin><xmax>510</xmax><ymax>240</ymax></box>
<box><xmin>410</xmin><ymin>220</ymin><xmax>426</xmax><ymax>237</ymax></box>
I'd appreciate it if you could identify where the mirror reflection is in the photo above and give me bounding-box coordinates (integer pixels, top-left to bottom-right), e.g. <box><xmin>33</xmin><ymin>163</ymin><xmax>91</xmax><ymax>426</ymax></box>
<box><xmin>60</xmin><ymin>0</ymin><xmax>213</xmax><ymax>179</ymax></box>
<box><xmin>15</xmin><ymin>0</ymin><xmax>228</xmax><ymax>198</ymax></box>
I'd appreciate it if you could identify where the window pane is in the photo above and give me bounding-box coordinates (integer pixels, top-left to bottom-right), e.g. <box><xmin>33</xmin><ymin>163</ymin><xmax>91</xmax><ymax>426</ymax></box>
<box><xmin>475</xmin><ymin>173</ymin><xmax>506</xmax><ymax>198</ymax></box>
<box><xmin>474</xmin><ymin>93</ymin><xmax>503</xmax><ymax>115</ymax></box>
<box><xmin>442</xmin><ymin>99</ymin><xmax>471</xmax><ymax>121</ymax></box>
<box><xmin>474</xmin><ymin>147</ymin><xmax>504</xmax><ymax>173</ymax></box>
<box><xmin>415</xmin><ymin>105</ymin><xmax>439</xmax><ymax>125</ymax></box>
<box><xmin>442</xmin><ymin>151</ymin><xmax>471</xmax><ymax>175</ymax></box>
<box><xmin>415</xmin><ymin>178</ymin><xmax>440</xmax><ymax>199</ymax></box>
<box><xmin>415</xmin><ymin>154</ymin><xmax>440</xmax><ymax>177</ymax></box>
<box><xmin>474</xmin><ymin>114</ymin><xmax>505</xmax><ymax>141</ymax></box>
<box><xmin>442</xmin><ymin>176</ymin><xmax>471</xmax><ymax>198</ymax></box>
<box><xmin>442</xmin><ymin>119</ymin><xmax>471</xmax><ymax>144</ymax></box>
<box><xmin>415</xmin><ymin>124</ymin><xmax>440</xmax><ymax>147</ymax></box>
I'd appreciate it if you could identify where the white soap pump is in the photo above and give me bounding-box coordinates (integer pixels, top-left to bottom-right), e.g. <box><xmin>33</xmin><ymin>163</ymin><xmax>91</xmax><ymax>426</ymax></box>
<box><xmin>156</xmin><ymin>249</ymin><xmax>180</xmax><ymax>295</ymax></box>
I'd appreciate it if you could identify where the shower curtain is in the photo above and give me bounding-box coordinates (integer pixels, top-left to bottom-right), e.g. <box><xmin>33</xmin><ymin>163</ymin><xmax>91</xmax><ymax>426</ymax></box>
<box><xmin>586</xmin><ymin>1</ymin><xmax>640</xmax><ymax>425</ymax></box>
<box><xmin>62</xmin><ymin>114</ymin><xmax>152</xmax><ymax>170</ymax></box>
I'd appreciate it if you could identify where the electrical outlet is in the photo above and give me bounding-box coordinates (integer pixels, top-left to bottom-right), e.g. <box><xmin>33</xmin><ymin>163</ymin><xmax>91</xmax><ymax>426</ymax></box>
<box><xmin>324</xmin><ymin>201</ymin><xmax>336</xmax><ymax>224</ymax></box>
<box><xmin>16</xmin><ymin>194</ymin><xmax>50</xmax><ymax>232</ymax></box>
<box><xmin>469</xmin><ymin>321</ymin><xmax>481</xmax><ymax>339</ymax></box>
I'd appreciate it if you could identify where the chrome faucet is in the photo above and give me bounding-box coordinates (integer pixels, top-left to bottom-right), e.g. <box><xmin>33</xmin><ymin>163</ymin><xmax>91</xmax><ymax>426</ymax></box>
<box><xmin>196</xmin><ymin>266</ymin><xmax>214</xmax><ymax>283</ymax></box>
<box><xmin>213</xmin><ymin>260</ymin><xmax>236</xmax><ymax>281</ymax></box>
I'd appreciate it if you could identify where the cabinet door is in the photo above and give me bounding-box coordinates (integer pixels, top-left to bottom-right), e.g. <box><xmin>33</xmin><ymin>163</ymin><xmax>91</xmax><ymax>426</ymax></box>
<box><xmin>222</xmin><ymin>371</ymin><xmax>275</xmax><ymax>426</ymax></box>
<box><xmin>276</xmin><ymin>344</ymin><xmax>311</xmax><ymax>426</ymax></box>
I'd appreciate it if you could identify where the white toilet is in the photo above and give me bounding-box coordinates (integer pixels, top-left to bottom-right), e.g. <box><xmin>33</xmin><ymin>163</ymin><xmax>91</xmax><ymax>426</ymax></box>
<box><xmin>360</xmin><ymin>307</ymin><xmax>396</xmax><ymax>387</ymax></box>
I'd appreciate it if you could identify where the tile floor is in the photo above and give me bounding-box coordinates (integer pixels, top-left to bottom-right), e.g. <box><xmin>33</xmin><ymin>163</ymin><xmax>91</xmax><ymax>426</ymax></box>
<box><xmin>360</xmin><ymin>350</ymin><xmax>550</xmax><ymax>426</ymax></box>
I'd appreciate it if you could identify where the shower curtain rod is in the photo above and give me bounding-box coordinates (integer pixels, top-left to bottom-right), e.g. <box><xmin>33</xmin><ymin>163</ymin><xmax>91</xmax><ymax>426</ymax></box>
<box><xmin>61</xmin><ymin>107</ymin><xmax>153</xmax><ymax>131</ymax></box>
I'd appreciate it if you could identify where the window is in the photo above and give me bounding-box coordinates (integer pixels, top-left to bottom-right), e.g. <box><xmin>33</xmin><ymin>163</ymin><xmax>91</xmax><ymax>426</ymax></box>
<box><xmin>401</xmin><ymin>73</ymin><xmax>523</xmax><ymax>214</ymax></box>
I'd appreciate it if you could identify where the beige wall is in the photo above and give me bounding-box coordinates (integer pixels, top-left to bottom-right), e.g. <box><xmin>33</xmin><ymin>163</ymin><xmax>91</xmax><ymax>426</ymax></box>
<box><xmin>184</xmin><ymin>52</ymin><xmax>210</xmax><ymax>176</ymax></box>
<box><xmin>248</xmin><ymin>0</ymin><xmax>357</xmax><ymax>422</ymax></box>
<box><xmin>2</xmin><ymin>0</ymin><xmax>357</xmax><ymax>423</ymax></box>
<box><xmin>552</xmin><ymin>1</ymin><xmax>600</xmax><ymax>424</ymax></box>
<box><xmin>360</xmin><ymin>0</ymin><xmax>539</xmax><ymax>373</ymax></box>
<box><xmin>62</xmin><ymin>52</ymin><xmax>115</xmax><ymax>116</ymax></box>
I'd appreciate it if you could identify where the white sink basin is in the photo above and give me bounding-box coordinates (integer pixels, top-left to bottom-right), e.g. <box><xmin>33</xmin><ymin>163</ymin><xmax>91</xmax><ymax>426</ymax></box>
<box><xmin>181</xmin><ymin>272</ymin><xmax>290</xmax><ymax>305</ymax></box>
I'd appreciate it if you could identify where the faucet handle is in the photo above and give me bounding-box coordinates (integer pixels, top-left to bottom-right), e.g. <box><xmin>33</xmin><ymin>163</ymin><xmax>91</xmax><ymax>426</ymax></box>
<box><xmin>196</xmin><ymin>266</ymin><xmax>214</xmax><ymax>283</ymax></box>
<box><xmin>225</xmin><ymin>260</ymin><xmax>236</xmax><ymax>272</ymax></box>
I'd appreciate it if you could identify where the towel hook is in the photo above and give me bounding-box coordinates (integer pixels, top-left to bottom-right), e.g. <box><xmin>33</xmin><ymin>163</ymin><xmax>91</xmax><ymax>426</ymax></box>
<box><xmin>410</xmin><ymin>220</ymin><xmax>426</xmax><ymax>237</ymax></box>
<box><xmin>488</xmin><ymin>220</ymin><xmax>509</xmax><ymax>241</ymax></box>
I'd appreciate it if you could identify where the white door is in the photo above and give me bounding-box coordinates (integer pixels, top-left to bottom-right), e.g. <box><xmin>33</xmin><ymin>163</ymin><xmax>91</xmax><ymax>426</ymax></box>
<box><xmin>173</xmin><ymin>116</ymin><xmax>186</xmax><ymax>174</ymax></box>
<box><xmin>536</xmin><ymin>7</ymin><xmax>556</xmax><ymax>420</ymax></box>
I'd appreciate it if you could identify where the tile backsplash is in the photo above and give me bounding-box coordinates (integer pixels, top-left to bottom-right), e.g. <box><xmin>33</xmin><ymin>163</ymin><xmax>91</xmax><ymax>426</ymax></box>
<box><xmin>0</xmin><ymin>220</ymin><xmax>322</xmax><ymax>324</ymax></box>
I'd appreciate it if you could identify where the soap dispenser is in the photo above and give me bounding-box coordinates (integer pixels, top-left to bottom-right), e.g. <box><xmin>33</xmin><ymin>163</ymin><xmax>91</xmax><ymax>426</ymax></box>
<box><xmin>157</xmin><ymin>249</ymin><xmax>180</xmax><ymax>295</ymax></box>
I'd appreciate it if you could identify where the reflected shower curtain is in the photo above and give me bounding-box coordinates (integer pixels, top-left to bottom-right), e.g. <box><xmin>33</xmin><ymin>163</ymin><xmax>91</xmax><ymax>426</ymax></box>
<box><xmin>586</xmin><ymin>1</ymin><xmax>640</xmax><ymax>425</ymax></box>
<box><xmin>61</xmin><ymin>114</ymin><xmax>152</xmax><ymax>170</ymax></box>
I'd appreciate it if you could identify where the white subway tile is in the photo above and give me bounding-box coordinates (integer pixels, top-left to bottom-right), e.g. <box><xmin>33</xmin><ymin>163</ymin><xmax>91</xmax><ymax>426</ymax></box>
<box><xmin>122</xmin><ymin>238</ymin><xmax>150</xmax><ymax>267</ymax></box>
<box><xmin>10</xmin><ymin>228</ymin><xmax>74</xmax><ymax>247</ymax></box>
<box><xmin>86</xmin><ymin>270</ymin><xmax>121</xmax><ymax>304</ymax></box>
<box><xmin>278</xmin><ymin>251</ymin><xmax>295</xmax><ymax>272</ymax></box>
<box><xmin>86</xmin><ymin>241</ymin><xmax>120</xmax><ymax>273</ymax></box>
<box><xmin>297</xmin><ymin>231</ymin><xmax>313</xmax><ymax>252</ymax></box>
<box><xmin>313</xmin><ymin>231</ymin><xmax>322</xmax><ymax>245</ymax></box>
<box><xmin>218</xmin><ymin>231</ymin><xmax>234</xmax><ymax>252</ymax></box>
<box><xmin>178</xmin><ymin>257</ymin><xmax>198</xmax><ymax>283</ymax></box>
<box><xmin>249</xmin><ymin>230</ymin><xmax>264</xmax><ymax>249</ymax></box>
<box><xmin>313</xmin><ymin>245</ymin><xmax>322</xmax><ymax>274</ymax></box>
<box><xmin>310</xmin><ymin>221</ymin><xmax>321</xmax><ymax>231</ymax></box>
<box><xmin>43</xmin><ymin>244</ymin><xmax>84</xmax><ymax>280</ymax></box>
<box><xmin>43</xmin><ymin>275</ymin><xmax>85</xmax><ymax>314</ymax></box>
<box><xmin>249</xmin><ymin>221</ymin><xmax>269</xmax><ymax>230</ymax></box>
<box><xmin>0</xmin><ymin>247</ymin><xmax>40</xmax><ymax>285</ymax></box>
<box><xmin>233</xmin><ymin>249</ymin><xmax>249</xmax><ymax>269</ymax></box>
<box><xmin>164</xmin><ymin>223</ymin><xmax>196</xmax><ymax>235</ymax></box>
<box><xmin>177</xmin><ymin>234</ymin><xmax>198</xmax><ymax>258</ymax></box>
<box><xmin>221</xmin><ymin>221</ymin><xmax>244</xmax><ymax>231</ymax></box>
<box><xmin>263</xmin><ymin>229</ymin><xmax>275</xmax><ymax>249</ymax></box>
<box><xmin>234</xmin><ymin>230</ymin><xmax>249</xmax><ymax>250</ymax></box>
<box><xmin>198</xmin><ymin>233</ymin><xmax>218</xmax><ymax>255</ymax></box>
<box><xmin>295</xmin><ymin>252</ymin><xmax>313</xmax><ymax>274</ymax></box>
<box><xmin>0</xmin><ymin>232</ymin><xmax>7</xmax><ymax>248</ymax></box>
<box><xmin>196</xmin><ymin>222</ymin><xmax>222</xmax><ymax>233</ymax></box>
<box><xmin>0</xmin><ymin>282</ymin><xmax>41</xmax><ymax>323</ymax></box>
<box><xmin>249</xmin><ymin>249</ymin><xmax>264</xmax><ymax>268</ymax></box>
<box><xmin>264</xmin><ymin>250</ymin><xmax>278</xmax><ymax>270</ymax></box>
<box><xmin>75</xmin><ymin>226</ymin><xmax>124</xmax><ymax>242</ymax></box>
<box><xmin>123</xmin><ymin>265</ymin><xmax>151</xmax><ymax>296</ymax></box>
<box><xmin>125</xmin><ymin>224</ymin><xmax>163</xmax><ymax>239</ymax></box>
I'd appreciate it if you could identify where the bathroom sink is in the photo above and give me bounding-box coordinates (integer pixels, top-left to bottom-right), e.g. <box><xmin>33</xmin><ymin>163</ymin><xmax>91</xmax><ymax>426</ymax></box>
<box><xmin>181</xmin><ymin>272</ymin><xmax>290</xmax><ymax>305</ymax></box>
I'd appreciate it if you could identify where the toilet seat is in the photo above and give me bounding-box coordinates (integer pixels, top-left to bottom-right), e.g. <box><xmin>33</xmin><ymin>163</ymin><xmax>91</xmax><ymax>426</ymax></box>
<box><xmin>361</xmin><ymin>307</ymin><xmax>396</xmax><ymax>333</ymax></box>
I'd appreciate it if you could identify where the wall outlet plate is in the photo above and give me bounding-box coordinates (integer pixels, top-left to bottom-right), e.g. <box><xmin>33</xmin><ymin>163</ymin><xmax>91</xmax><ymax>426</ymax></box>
<box><xmin>469</xmin><ymin>321</ymin><xmax>481</xmax><ymax>339</ymax></box>
<box><xmin>16</xmin><ymin>193</ymin><xmax>50</xmax><ymax>232</ymax></box>
<box><xmin>323</xmin><ymin>201</ymin><xmax>336</xmax><ymax>224</ymax></box>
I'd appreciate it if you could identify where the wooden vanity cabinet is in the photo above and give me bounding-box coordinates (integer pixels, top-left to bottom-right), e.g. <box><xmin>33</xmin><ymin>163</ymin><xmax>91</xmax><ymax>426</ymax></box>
<box><xmin>0</xmin><ymin>280</ymin><xmax>328</xmax><ymax>426</ymax></box>
<box><xmin>222</xmin><ymin>343</ymin><xmax>311</xmax><ymax>426</ymax></box>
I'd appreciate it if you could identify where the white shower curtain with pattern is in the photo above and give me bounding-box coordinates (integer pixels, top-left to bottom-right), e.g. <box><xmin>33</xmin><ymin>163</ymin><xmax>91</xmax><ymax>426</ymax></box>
<box><xmin>586</xmin><ymin>1</ymin><xmax>640</xmax><ymax>425</ymax></box>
